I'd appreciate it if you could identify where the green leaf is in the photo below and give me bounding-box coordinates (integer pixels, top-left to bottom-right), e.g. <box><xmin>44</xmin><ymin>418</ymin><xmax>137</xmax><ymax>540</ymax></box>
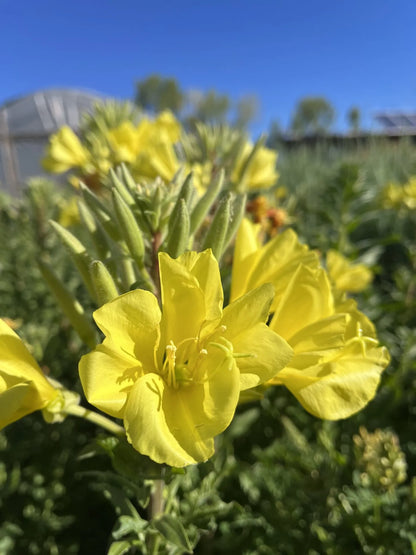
<box><xmin>152</xmin><ymin>514</ymin><xmax>193</xmax><ymax>553</ymax></box>
<box><xmin>38</xmin><ymin>259</ymin><xmax>96</xmax><ymax>348</ymax></box>
<box><xmin>107</xmin><ymin>540</ymin><xmax>134</xmax><ymax>555</ymax></box>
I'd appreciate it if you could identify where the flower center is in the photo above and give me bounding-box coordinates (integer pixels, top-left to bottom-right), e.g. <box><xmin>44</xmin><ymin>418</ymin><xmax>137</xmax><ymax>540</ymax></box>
<box><xmin>160</xmin><ymin>339</ymin><xmax>206</xmax><ymax>390</ymax></box>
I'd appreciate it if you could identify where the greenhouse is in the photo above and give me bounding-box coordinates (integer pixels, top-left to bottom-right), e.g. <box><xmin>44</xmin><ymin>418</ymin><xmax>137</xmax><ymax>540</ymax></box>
<box><xmin>0</xmin><ymin>88</ymin><xmax>103</xmax><ymax>196</ymax></box>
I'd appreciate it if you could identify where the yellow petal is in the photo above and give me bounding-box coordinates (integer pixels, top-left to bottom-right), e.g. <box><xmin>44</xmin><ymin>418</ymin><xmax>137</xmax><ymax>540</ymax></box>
<box><xmin>79</xmin><ymin>340</ymin><xmax>142</xmax><ymax>418</ymax></box>
<box><xmin>0</xmin><ymin>319</ymin><xmax>56</xmax><ymax>404</ymax></box>
<box><xmin>93</xmin><ymin>289</ymin><xmax>161</xmax><ymax>372</ymax></box>
<box><xmin>221</xmin><ymin>283</ymin><xmax>274</xmax><ymax>339</ymax></box>
<box><xmin>158</xmin><ymin>252</ymin><xmax>215</xmax><ymax>349</ymax></box>
<box><xmin>277</xmin><ymin>337</ymin><xmax>389</xmax><ymax>419</ymax></box>
<box><xmin>230</xmin><ymin>218</ymin><xmax>261</xmax><ymax>301</ymax></box>
<box><xmin>327</xmin><ymin>250</ymin><xmax>373</xmax><ymax>293</ymax></box>
<box><xmin>175</xmin><ymin>250</ymin><xmax>224</xmax><ymax>322</ymax></box>
<box><xmin>232</xmin><ymin>323</ymin><xmax>293</xmax><ymax>390</ymax></box>
<box><xmin>124</xmin><ymin>374</ymin><xmax>213</xmax><ymax>467</ymax></box>
<box><xmin>0</xmin><ymin>383</ymin><xmax>34</xmax><ymax>428</ymax></box>
<box><xmin>270</xmin><ymin>265</ymin><xmax>334</xmax><ymax>341</ymax></box>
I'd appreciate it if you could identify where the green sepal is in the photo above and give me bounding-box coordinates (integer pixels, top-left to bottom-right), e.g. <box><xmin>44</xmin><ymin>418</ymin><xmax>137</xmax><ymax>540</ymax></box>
<box><xmin>77</xmin><ymin>200</ymin><xmax>110</xmax><ymax>261</ymax></box>
<box><xmin>49</xmin><ymin>220</ymin><xmax>97</xmax><ymax>301</ymax></box>
<box><xmin>118</xmin><ymin>163</ymin><xmax>138</xmax><ymax>193</ymax></box>
<box><xmin>164</xmin><ymin>199</ymin><xmax>190</xmax><ymax>258</ymax></box>
<box><xmin>89</xmin><ymin>260</ymin><xmax>119</xmax><ymax>306</ymax></box>
<box><xmin>201</xmin><ymin>192</ymin><xmax>231</xmax><ymax>259</ymax></box>
<box><xmin>38</xmin><ymin>259</ymin><xmax>96</xmax><ymax>348</ymax></box>
<box><xmin>109</xmin><ymin>168</ymin><xmax>135</xmax><ymax>206</ymax></box>
<box><xmin>190</xmin><ymin>168</ymin><xmax>224</xmax><ymax>234</ymax></box>
<box><xmin>79</xmin><ymin>182</ymin><xmax>121</xmax><ymax>241</ymax></box>
<box><xmin>223</xmin><ymin>193</ymin><xmax>247</xmax><ymax>251</ymax></box>
<box><xmin>111</xmin><ymin>189</ymin><xmax>145</xmax><ymax>269</ymax></box>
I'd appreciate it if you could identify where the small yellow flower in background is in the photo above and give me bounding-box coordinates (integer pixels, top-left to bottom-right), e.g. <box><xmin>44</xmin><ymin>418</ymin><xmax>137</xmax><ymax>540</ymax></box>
<box><xmin>79</xmin><ymin>250</ymin><xmax>292</xmax><ymax>467</ymax></box>
<box><xmin>58</xmin><ymin>196</ymin><xmax>80</xmax><ymax>227</ymax></box>
<box><xmin>231</xmin><ymin>142</ymin><xmax>279</xmax><ymax>191</ymax></box>
<box><xmin>153</xmin><ymin>110</ymin><xmax>182</xmax><ymax>143</ymax></box>
<box><xmin>231</xmin><ymin>220</ymin><xmax>389</xmax><ymax>419</ymax></box>
<box><xmin>0</xmin><ymin>318</ymin><xmax>62</xmax><ymax>428</ymax></box>
<box><xmin>327</xmin><ymin>249</ymin><xmax>373</xmax><ymax>293</ymax></box>
<box><xmin>42</xmin><ymin>126</ymin><xmax>90</xmax><ymax>173</ymax></box>
<box><xmin>107</xmin><ymin>121</ymin><xmax>142</xmax><ymax>164</ymax></box>
<box><xmin>381</xmin><ymin>177</ymin><xmax>416</xmax><ymax>210</ymax></box>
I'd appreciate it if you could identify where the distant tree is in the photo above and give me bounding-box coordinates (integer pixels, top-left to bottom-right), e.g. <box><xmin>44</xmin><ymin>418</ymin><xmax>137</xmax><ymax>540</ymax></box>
<box><xmin>135</xmin><ymin>74</ymin><xmax>184</xmax><ymax>114</ymax></box>
<box><xmin>267</xmin><ymin>119</ymin><xmax>285</xmax><ymax>148</ymax></box>
<box><xmin>233</xmin><ymin>95</ymin><xmax>259</xmax><ymax>130</ymax></box>
<box><xmin>187</xmin><ymin>89</ymin><xmax>231</xmax><ymax>125</ymax></box>
<box><xmin>291</xmin><ymin>96</ymin><xmax>335</xmax><ymax>136</ymax></box>
<box><xmin>347</xmin><ymin>106</ymin><xmax>361</xmax><ymax>134</ymax></box>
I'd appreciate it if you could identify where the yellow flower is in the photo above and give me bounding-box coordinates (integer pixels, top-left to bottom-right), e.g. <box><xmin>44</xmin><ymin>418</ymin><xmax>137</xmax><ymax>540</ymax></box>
<box><xmin>154</xmin><ymin>110</ymin><xmax>182</xmax><ymax>143</ymax></box>
<box><xmin>231</xmin><ymin>221</ymin><xmax>389</xmax><ymax>419</ymax></box>
<box><xmin>58</xmin><ymin>195</ymin><xmax>80</xmax><ymax>227</ymax></box>
<box><xmin>230</xmin><ymin>218</ymin><xmax>319</xmax><ymax>308</ymax></box>
<box><xmin>327</xmin><ymin>250</ymin><xmax>373</xmax><ymax>293</ymax></box>
<box><xmin>267</xmin><ymin>264</ymin><xmax>388</xmax><ymax>419</ymax></box>
<box><xmin>231</xmin><ymin>142</ymin><xmax>279</xmax><ymax>191</ymax></box>
<box><xmin>0</xmin><ymin>318</ymin><xmax>60</xmax><ymax>428</ymax></box>
<box><xmin>79</xmin><ymin>250</ymin><xmax>292</xmax><ymax>467</ymax></box>
<box><xmin>42</xmin><ymin>126</ymin><xmax>90</xmax><ymax>173</ymax></box>
<box><xmin>107</xmin><ymin>121</ymin><xmax>142</xmax><ymax>163</ymax></box>
<box><xmin>133</xmin><ymin>141</ymin><xmax>181</xmax><ymax>183</ymax></box>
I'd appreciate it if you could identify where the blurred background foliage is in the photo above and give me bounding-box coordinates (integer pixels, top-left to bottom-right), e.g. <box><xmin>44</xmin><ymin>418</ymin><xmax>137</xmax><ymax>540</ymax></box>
<box><xmin>1</xmin><ymin>87</ymin><xmax>416</xmax><ymax>552</ymax></box>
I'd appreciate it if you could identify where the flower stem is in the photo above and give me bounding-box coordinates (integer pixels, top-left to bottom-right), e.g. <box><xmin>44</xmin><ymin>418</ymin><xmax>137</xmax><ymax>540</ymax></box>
<box><xmin>64</xmin><ymin>404</ymin><xmax>125</xmax><ymax>436</ymax></box>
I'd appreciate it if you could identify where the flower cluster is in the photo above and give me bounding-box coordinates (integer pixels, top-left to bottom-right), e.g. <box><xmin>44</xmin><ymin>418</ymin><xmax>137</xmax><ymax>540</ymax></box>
<box><xmin>381</xmin><ymin>177</ymin><xmax>416</xmax><ymax>210</ymax></box>
<box><xmin>232</xmin><ymin>219</ymin><xmax>388</xmax><ymax>419</ymax></box>
<box><xmin>42</xmin><ymin>106</ymin><xmax>280</xmax><ymax>194</ymax></box>
<box><xmin>42</xmin><ymin>111</ymin><xmax>182</xmax><ymax>188</ymax></box>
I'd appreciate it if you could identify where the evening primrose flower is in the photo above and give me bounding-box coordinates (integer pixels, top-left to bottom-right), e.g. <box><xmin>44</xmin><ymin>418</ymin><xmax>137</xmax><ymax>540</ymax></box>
<box><xmin>267</xmin><ymin>265</ymin><xmax>389</xmax><ymax>419</ymax></box>
<box><xmin>107</xmin><ymin>121</ymin><xmax>142</xmax><ymax>163</ymax></box>
<box><xmin>0</xmin><ymin>318</ymin><xmax>73</xmax><ymax>428</ymax></box>
<box><xmin>231</xmin><ymin>220</ymin><xmax>389</xmax><ymax>419</ymax></box>
<box><xmin>42</xmin><ymin>126</ymin><xmax>90</xmax><ymax>173</ymax></box>
<box><xmin>79</xmin><ymin>250</ymin><xmax>292</xmax><ymax>467</ymax></box>
<box><xmin>327</xmin><ymin>249</ymin><xmax>373</xmax><ymax>293</ymax></box>
<box><xmin>231</xmin><ymin>142</ymin><xmax>279</xmax><ymax>192</ymax></box>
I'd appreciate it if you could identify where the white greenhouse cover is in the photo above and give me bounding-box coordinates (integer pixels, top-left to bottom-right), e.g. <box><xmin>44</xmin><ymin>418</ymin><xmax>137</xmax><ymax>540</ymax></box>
<box><xmin>0</xmin><ymin>88</ymin><xmax>104</xmax><ymax>196</ymax></box>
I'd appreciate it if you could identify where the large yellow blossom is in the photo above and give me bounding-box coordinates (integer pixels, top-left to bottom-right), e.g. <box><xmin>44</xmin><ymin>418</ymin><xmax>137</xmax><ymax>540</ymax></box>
<box><xmin>42</xmin><ymin>126</ymin><xmax>90</xmax><ymax>173</ymax></box>
<box><xmin>232</xmin><ymin>220</ymin><xmax>389</xmax><ymax>419</ymax></box>
<box><xmin>268</xmin><ymin>265</ymin><xmax>388</xmax><ymax>419</ymax></box>
<box><xmin>79</xmin><ymin>250</ymin><xmax>292</xmax><ymax>467</ymax></box>
<box><xmin>231</xmin><ymin>142</ymin><xmax>279</xmax><ymax>191</ymax></box>
<box><xmin>326</xmin><ymin>249</ymin><xmax>373</xmax><ymax>293</ymax></box>
<box><xmin>0</xmin><ymin>318</ymin><xmax>60</xmax><ymax>428</ymax></box>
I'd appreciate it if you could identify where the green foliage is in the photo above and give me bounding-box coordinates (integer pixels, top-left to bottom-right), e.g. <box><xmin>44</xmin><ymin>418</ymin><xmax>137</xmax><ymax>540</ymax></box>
<box><xmin>2</xmin><ymin>137</ymin><xmax>416</xmax><ymax>553</ymax></box>
<box><xmin>291</xmin><ymin>96</ymin><xmax>336</xmax><ymax>136</ymax></box>
<box><xmin>135</xmin><ymin>74</ymin><xmax>184</xmax><ymax>115</ymax></box>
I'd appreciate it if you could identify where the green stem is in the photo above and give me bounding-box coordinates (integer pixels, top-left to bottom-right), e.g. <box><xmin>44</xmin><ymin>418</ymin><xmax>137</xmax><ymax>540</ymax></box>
<box><xmin>64</xmin><ymin>404</ymin><xmax>125</xmax><ymax>436</ymax></box>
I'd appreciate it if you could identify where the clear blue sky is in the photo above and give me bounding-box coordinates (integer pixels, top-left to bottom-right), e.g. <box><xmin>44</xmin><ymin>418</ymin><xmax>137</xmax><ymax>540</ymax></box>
<box><xmin>1</xmin><ymin>0</ymin><xmax>415</xmax><ymax>134</ymax></box>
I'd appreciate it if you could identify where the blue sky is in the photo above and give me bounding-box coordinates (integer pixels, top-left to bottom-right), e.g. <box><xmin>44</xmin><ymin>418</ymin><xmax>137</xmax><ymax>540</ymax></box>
<box><xmin>1</xmin><ymin>0</ymin><xmax>415</xmax><ymax>134</ymax></box>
